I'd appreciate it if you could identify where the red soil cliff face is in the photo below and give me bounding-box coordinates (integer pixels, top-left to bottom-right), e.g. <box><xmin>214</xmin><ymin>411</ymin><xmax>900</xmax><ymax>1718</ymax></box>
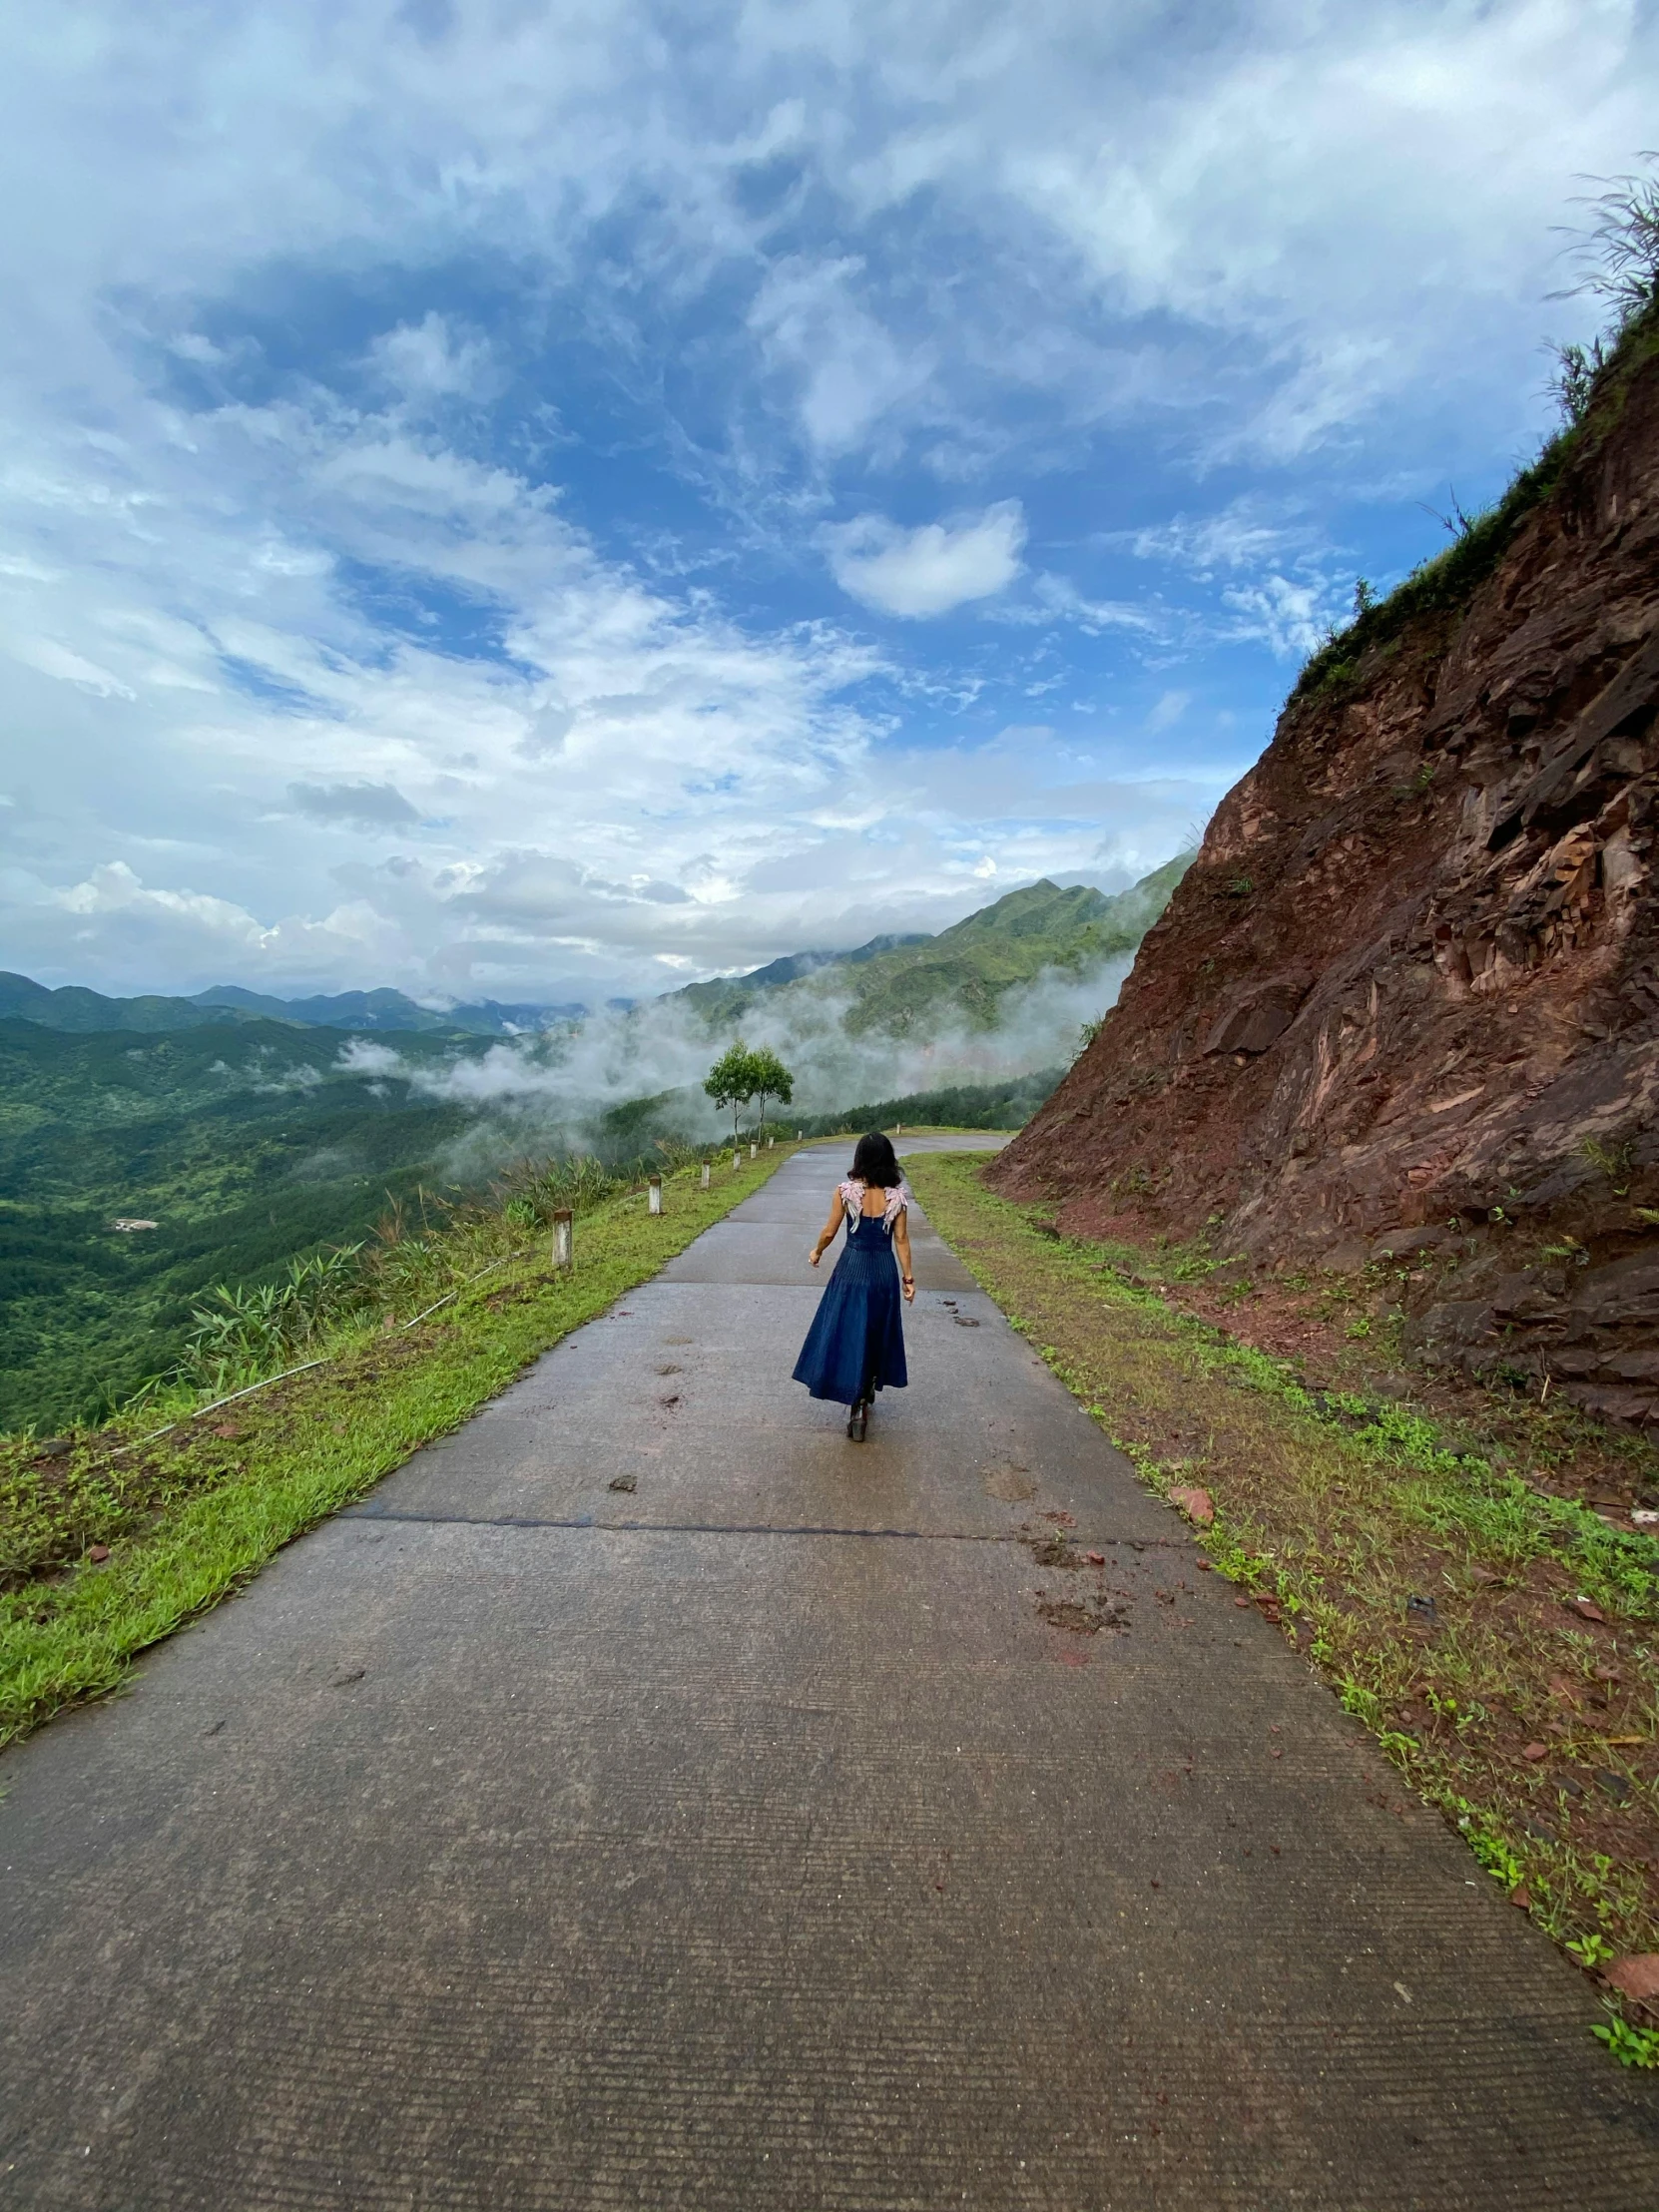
<box><xmin>993</xmin><ymin>342</ymin><xmax>1659</xmax><ymax>1429</ymax></box>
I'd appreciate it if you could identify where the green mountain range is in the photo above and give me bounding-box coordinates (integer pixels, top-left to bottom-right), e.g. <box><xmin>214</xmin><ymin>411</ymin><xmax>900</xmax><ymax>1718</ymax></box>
<box><xmin>0</xmin><ymin>973</ymin><xmax>578</xmax><ymax>1037</ymax></box>
<box><xmin>674</xmin><ymin>857</ymin><xmax>1191</xmax><ymax>1036</ymax></box>
<box><xmin>1</xmin><ymin>854</ymin><xmax>1188</xmax><ymax>1051</ymax></box>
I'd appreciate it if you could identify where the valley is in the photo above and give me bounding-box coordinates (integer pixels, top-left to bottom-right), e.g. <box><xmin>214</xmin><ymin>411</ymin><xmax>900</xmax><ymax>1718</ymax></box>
<box><xmin>0</xmin><ymin>860</ymin><xmax>1184</xmax><ymax>1432</ymax></box>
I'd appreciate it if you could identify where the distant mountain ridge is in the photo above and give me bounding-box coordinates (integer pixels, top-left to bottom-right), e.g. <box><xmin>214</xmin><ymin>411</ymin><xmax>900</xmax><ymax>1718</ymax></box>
<box><xmin>0</xmin><ymin>973</ymin><xmax>581</xmax><ymax>1038</ymax></box>
<box><xmin>195</xmin><ymin>984</ymin><xmax>584</xmax><ymax>1034</ymax></box>
<box><xmin>0</xmin><ymin>854</ymin><xmax>1191</xmax><ymax>1046</ymax></box>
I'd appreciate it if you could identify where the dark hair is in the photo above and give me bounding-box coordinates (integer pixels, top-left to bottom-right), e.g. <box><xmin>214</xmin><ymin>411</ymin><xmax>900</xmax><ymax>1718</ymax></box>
<box><xmin>850</xmin><ymin>1131</ymin><xmax>901</xmax><ymax>1189</ymax></box>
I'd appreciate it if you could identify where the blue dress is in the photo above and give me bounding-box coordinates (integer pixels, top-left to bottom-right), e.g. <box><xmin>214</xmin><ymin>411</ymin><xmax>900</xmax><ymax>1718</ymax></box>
<box><xmin>794</xmin><ymin>1190</ymin><xmax>909</xmax><ymax>1406</ymax></box>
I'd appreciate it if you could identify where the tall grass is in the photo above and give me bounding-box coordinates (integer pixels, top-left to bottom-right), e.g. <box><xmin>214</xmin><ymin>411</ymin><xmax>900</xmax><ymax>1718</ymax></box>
<box><xmin>171</xmin><ymin>1141</ymin><xmax>709</xmax><ymax>1404</ymax></box>
<box><xmin>1561</xmin><ymin>162</ymin><xmax>1659</xmax><ymax>335</ymax></box>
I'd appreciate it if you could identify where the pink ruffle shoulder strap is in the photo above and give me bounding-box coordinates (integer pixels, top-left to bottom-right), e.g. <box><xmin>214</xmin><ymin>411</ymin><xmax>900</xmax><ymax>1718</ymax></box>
<box><xmin>839</xmin><ymin>1177</ymin><xmax>910</xmax><ymax>1225</ymax></box>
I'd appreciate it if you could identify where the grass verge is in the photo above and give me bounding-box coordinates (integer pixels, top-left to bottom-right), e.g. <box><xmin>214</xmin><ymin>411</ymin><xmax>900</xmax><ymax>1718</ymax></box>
<box><xmin>908</xmin><ymin>1151</ymin><xmax>1659</xmax><ymax>2053</ymax></box>
<box><xmin>0</xmin><ymin>1148</ymin><xmax>787</xmax><ymax>1751</ymax></box>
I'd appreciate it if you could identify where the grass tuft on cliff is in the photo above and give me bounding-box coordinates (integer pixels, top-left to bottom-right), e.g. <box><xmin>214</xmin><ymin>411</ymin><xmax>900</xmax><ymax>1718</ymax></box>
<box><xmin>908</xmin><ymin>1150</ymin><xmax>1659</xmax><ymax>2019</ymax></box>
<box><xmin>0</xmin><ymin>1147</ymin><xmax>787</xmax><ymax>1752</ymax></box>
<box><xmin>1294</xmin><ymin>290</ymin><xmax>1659</xmax><ymax>706</ymax></box>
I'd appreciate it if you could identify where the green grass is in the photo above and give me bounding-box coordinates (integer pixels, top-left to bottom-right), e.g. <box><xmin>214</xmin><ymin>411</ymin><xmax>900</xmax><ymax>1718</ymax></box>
<box><xmin>907</xmin><ymin>1152</ymin><xmax>1659</xmax><ymax>2001</ymax></box>
<box><xmin>0</xmin><ymin>1147</ymin><xmax>788</xmax><ymax>1750</ymax></box>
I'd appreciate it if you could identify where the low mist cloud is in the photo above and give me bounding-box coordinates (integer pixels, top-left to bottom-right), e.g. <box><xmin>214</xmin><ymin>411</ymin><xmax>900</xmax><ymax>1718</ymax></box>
<box><xmin>334</xmin><ymin>950</ymin><xmax>1130</xmax><ymax>1175</ymax></box>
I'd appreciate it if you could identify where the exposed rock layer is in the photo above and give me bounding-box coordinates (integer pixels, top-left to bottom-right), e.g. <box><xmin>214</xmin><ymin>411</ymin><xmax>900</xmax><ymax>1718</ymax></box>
<box><xmin>994</xmin><ymin>337</ymin><xmax>1659</xmax><ymax>1428</ymax></box>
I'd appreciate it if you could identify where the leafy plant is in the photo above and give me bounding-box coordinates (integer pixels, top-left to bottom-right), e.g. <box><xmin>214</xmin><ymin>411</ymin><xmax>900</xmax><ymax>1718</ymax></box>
<box><xmin>1455</xmin><ymin>1805</ymin><xmax>1524</xmax><ymax>1892</ymax></box>
<box><xmin>1582</xmin><ymin>1136</ymin><xmax>1637</xmax><ymax>1196</ymax></box>
<box><xmin>1592</xmin><ymin>2010</ymin><xmax>1659</xmax><ymax>2068</ymax></box>
<box><xmin>1561</xmin><ymin>161</ymin><xmax>1659</xmax><ymax>334</ymax></box>
<box><xmin>1550</xmin><ymin>335</ymin><xmax>1610</xmax><ymax>425</ymax></box>
<box><xmin>182</xmin><ymin>1244</ymin><xmax>364</xmax><ymax>1384</ymax></box>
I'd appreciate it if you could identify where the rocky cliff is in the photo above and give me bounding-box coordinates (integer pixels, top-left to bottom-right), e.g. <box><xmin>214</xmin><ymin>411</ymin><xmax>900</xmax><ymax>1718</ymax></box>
<box><xmin>994</xmin><ymin>318</ymin><xmax>1659</xmax><ymax>1429</ymax></box>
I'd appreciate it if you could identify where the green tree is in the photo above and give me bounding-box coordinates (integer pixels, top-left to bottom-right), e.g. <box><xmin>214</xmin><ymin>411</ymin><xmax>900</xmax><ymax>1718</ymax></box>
<box><xmin>705</xmin><ymin>1041</ymin><xmax>758</xmax><ymax>1143</ymax></box>
<box><xmin>748</xmin><ymin>1045</ymin><xmax>795</xmax><ymax>1134</ymax></box>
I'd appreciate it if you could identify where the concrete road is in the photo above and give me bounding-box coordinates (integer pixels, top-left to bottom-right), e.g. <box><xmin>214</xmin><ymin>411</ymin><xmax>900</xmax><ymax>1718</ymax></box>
<box><xmin>3</xmin><ymin>1136</ymin><xmax>1656</xmax><ymax>2208</ymax></box>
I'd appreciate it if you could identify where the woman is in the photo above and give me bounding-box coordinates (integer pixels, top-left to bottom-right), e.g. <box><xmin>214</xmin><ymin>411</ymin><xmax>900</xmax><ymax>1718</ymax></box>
<box><xmin>794</xmin><ymin>1131</ymin><xmax>915</xmax><ymax>1440</ymax></box>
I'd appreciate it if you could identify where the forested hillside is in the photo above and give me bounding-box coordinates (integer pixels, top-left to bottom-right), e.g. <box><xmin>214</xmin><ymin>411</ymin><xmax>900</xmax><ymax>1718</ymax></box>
<box><xmin>673</xmin><ymin>857</ymin><xmax>1190</xmax><ymax>1036</ymax></box>
<box><xmin>0</xmin><ymin>1021</ymin><xmax>476</xmax><ymax>1429</ymax></box>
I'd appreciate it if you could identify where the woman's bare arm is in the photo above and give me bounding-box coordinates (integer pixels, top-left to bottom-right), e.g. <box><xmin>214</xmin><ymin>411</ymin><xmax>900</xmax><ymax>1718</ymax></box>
<box><xmin>809</xmin><ymin>1192</ymin><xmax>844</xmax><ymax>1267</ymax></box>
<box><xmin>892</xmin><ymin>1209</ymin><xmax>915</xmax><ymax>1302</ymax></box>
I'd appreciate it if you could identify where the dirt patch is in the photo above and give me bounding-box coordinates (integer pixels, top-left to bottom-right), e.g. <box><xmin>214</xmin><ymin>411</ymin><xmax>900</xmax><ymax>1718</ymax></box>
<box><xmin>983</xmin><ymin>1462</ymin><xmax>1037</xmax><ymax>1502</ymax></box>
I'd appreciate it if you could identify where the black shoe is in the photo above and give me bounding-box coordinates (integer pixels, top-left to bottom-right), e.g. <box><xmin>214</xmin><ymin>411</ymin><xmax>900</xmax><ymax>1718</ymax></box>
<box><xmin>849</xmin><ymin>1398</ymin><xmax>868</xmax><ymax>1441</ymax></box>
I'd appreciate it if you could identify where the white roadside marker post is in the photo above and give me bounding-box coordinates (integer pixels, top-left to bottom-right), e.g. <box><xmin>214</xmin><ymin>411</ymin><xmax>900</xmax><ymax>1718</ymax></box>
<box><xmin>701</xmin><ymin>1161</ymin><xmax>711</xmax><ymax>1189</ymax></box>
<box><xmin>750</xmin><ymin>1141</ymin><xmax>758</xmax><ymax>1161</ymax></box>
<box><xmin>648</xmin><ymin>1175</ymin><xmax>663</xmax><ymax>1216</ymax></box>
<box><xmin>732</xmin><ymin>1148</ymin><xmax>741</xmax><ymax>1173</ymax></box>
<box><xmin>552</xmin><ymin>1208</ymin><xmax>573</xmax><ymax>1271</ymax></box>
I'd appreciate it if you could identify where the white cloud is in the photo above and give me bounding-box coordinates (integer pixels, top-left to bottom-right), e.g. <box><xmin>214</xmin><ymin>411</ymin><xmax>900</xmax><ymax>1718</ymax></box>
<box><xmin>749</xmin><ymin>258</ymin><xmax>934</xmax><ymax>455</ymax></box>
<box><xmin>367</xmin><ymin>313</ymin><xmax>495</xmax><ymax>403</ymax></box>
<box><xmin>9</xmin><ymin>638</ymin><xmax>137</xmax><ymax>699</ymax></box>
<box><xmin>1221</xmin><ymin>573</ymin><xmax>1333</xmax><ymax>662</ymax></box>
<box><xmin>287</xmin><ymin>780</ymin><xmax>422</xmax><ymax>830</ymax></box>
<box><xmin>823</xmin><ymin>501</ymin><xmax>1026</xmax><ymax>618</ymax></box>
<box><xmin>1131</xmin><ymin>498</ymin><xmax>1312</xmax><ymax>577</ymax></box>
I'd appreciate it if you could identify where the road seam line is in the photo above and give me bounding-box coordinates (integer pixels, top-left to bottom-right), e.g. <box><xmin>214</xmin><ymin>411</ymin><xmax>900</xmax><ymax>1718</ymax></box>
<box><xmin>338</xmin><ymin>1507</ymin><xmax>1193</xmax><ymax>1546</ymax></box>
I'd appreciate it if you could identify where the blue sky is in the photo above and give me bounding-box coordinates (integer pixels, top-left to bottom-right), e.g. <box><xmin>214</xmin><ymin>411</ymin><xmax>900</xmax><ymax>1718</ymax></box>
<box><xmin>0</xmin><ymin>0</ymin><xmax>1654</xmax><ymax>1004</ymax></box>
